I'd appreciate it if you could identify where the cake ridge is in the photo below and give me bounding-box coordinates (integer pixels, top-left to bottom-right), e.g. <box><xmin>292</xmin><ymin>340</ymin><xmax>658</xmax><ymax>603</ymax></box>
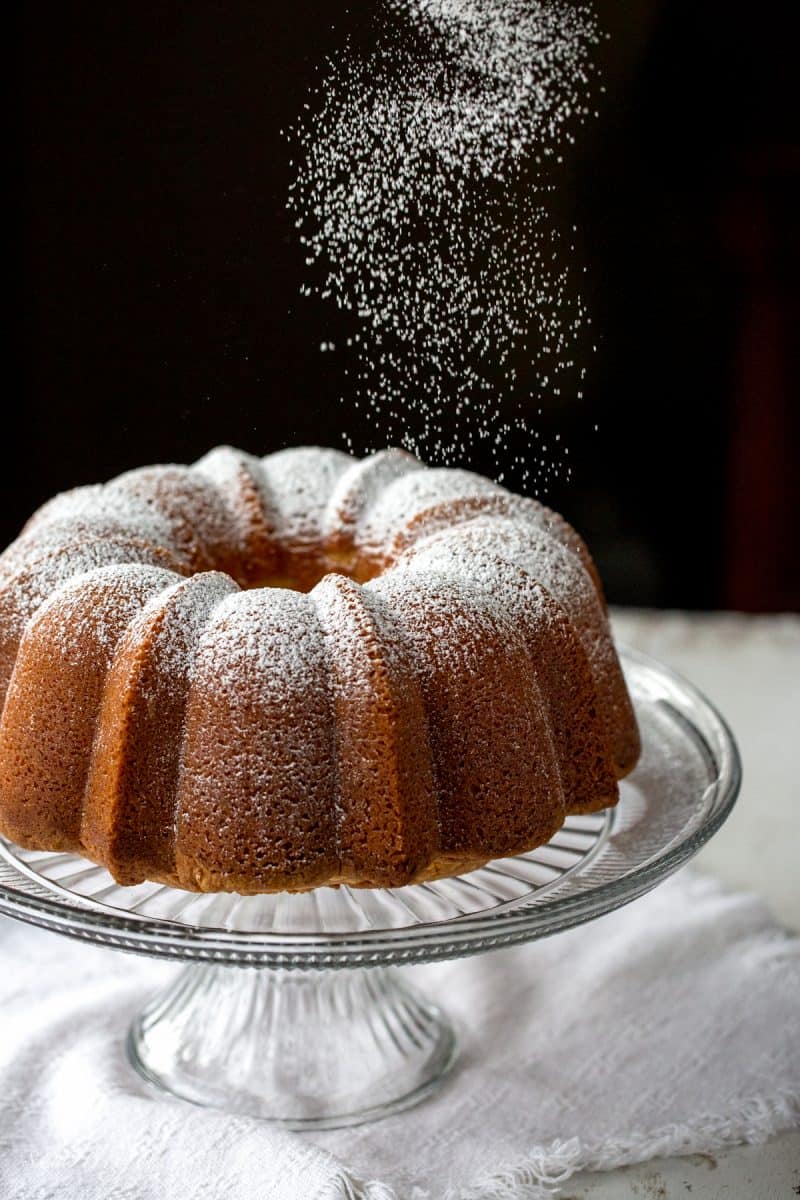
<box><xmin>311</xmin><ymin>572</ymin><xmax>438</xmax><ymax>887</ymax></box>
<box><xmin>394</xmin><ymin>537</ymin><xmax>618</xmax><ymax>813</ymax></box>
<box><xmin>0</xmin><ymin>563</ymin><xmax>178</xmax><ymax>857</ymax></box>
<box><xmin>173</xmin><ymin>587</ymin><xmax>339</xmax><ymax>893</ymax></box>
<box><xmin>192</xmin><ymin>446</ymin><xmax>283</xmax><ymax>585</ymax></box>
<box><xmin>0</xmin><ymin>537</ymin><xmax>185</xmax><ymax>713</ymax></box>
<box><xmin>82</xmin><ymin>570</ymin><xmax>238</xmax><ymax>884</ymax></box>
<box><xmin>355</xmin><ymin>464</ymin><xmax>504</xmax><ymax>563</ymax></box>
<box><xmin>367</xmin><ymin>562</ymin><xmax>566</xmax><ymax>863</ymax></box>
<box><xmin>19</xmin><ymin>483</ymin><xmax>181</xmax><ymax>565</ymax></box>
<box><xmin>320</xmin><ymin>447</ymin><xmax>423</xmax><ymax>575</ymax></box>
<box><xmin>401</xmin><ymin>516</ymin><xmax>639</xmax><ymax>774</ymax></box>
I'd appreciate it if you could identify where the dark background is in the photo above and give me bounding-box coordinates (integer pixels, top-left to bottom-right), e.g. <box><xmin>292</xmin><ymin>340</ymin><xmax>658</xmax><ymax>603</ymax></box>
<box><xmin>12</xmin><ymin>0</ymin><xmax>799</xmax><ymax>610</ymax></box>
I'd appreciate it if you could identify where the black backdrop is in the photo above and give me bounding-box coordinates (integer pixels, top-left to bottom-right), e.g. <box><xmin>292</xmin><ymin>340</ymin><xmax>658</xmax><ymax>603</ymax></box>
<box><xmin>13</xmin><ymin>0</ymin><xmax>799</xmax><ymax>610</ymax></box>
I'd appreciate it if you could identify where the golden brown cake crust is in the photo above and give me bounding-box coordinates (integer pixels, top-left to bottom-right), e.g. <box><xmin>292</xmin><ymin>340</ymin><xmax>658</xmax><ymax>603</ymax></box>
<box><xmin>0</xmin><ymin>446</ymin><xmax>639</xmax><ymax>894</ymax></box>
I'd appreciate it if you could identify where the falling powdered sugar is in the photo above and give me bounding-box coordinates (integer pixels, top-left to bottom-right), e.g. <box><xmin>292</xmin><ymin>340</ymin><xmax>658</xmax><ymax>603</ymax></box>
<box><xmin>287</xmin><ymin>0</ymin><xmax>600</xmax><ymax>487</ymax></box>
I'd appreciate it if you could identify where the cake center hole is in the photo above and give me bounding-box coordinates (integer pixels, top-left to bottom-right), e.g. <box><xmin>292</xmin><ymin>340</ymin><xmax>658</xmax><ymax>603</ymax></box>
<box><xmin>238</xmin><ymin>553</ymin><xmax>380</xmax><ymax>593</ymax></box>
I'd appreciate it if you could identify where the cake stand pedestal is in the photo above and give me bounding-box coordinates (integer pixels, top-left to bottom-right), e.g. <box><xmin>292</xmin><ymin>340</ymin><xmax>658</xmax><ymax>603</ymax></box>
<box><xmin>129</xmin><ymin>964</ymin><xmax>455</xmax><ymax>1128</ymax></box>
<box><xmin>0</xmin><ymin>649</ymin><xmax>740</xmax><ymax>1129</ymax></box>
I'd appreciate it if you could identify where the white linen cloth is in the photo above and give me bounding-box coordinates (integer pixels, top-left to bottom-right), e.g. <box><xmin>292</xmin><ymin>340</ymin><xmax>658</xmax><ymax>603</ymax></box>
<box><xmin>1</xmin><ymin>611</ymin><xmax>799</xmax><ymax>1200</ymax></box>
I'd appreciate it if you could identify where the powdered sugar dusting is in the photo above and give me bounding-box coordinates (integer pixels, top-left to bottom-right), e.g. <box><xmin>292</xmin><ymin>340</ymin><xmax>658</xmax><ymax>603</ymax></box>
<box><xmin>366</xmin><ymin>564</ymin><xmax>555</xmax><ymax>762</ymax></box>
<box><xmin>27</xmin><ymin>565</ymin><xmax>178</xmax><ymax>664</ymax></box>
<box><xmin>107</xmin><ymin>466</ymin><xmax>237</xmax><ymax>572</ymax></box>
<box><xmin>399</xmin><ymin>517</ymin><xmax>623</xmax><ymax>726</ymax></box>
<box><xmin>411</xmin><ymin>515</ymin><xmax>591</xmax><ymax>606</ymax></box>
<box><xmin>193</xmin><ymin>446</ymin><xmax>264</xmax><ymax>493</ymax></box>
<box><xmin>287</xmin><ymin>1</ymin><xmax>600</xmax><ymax>486</ymax></box>
<box><xmin>20</xmin><ymin>486</ymin><xmax>177</xmax><ymax>561</ymax></box>
<box><xmin>0</xmin><ymin>541</ymin><xmax>181</xmax><ymax>642</ymax></box>
<box><xmin>260</xmin><ymin>446</ymin><xmax>353</xmax><ymax>549</ymax></box>
<box><xmin>356</xmin><ymin>465</ymin><xmax>504</xmax><ymax>557</ymax></box>
<box><xmin>177</xmin><ymin>586</ymin><xmax>336</xmax><ymax>868</ymax></box>
<box><xmin>126</xmin><ymin>572</ymin><xmax>239</xmax><ymax>703</ymax></box>
<box><xmin>191</xmin><ymin>588</ymin><xmax>327</xmax><ymax>700</ymax></box>
<box><xmin>192</xmin><ymin>446</ymin><xmax>279</xmax><ymax>532</ymax></box>
<box><xmin>321</xmin><ymin>448</ymin><xmax>424</xmax><ymax>546</ymax></box>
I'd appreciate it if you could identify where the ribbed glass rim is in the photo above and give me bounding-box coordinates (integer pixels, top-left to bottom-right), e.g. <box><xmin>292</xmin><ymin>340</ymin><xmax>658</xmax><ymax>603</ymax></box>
<box><xmin>0</xmin><ymin>647</ymin><xmax>741</xmax><ymax>968</ymax></box>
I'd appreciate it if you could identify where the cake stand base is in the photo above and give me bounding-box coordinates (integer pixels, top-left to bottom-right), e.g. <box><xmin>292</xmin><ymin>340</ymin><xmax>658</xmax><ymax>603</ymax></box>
<box><xmin>127</xmin><ymin>963</ymin><xmax>457</xmax><ymax>1130</ymax></box>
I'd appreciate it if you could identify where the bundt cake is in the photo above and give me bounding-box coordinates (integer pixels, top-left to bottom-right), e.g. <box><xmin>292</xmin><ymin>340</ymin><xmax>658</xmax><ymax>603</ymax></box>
<box><xmin>0</xmin><ymin>446</ymin><xmax>639</xmax><ymax>894</ymax></box>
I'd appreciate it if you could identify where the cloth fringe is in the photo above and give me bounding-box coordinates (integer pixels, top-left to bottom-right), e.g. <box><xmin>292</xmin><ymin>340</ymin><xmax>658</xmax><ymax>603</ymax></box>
<box><xmin>446</xmin><ymin>1091</ymin><xmax>800</xmax><ymax>1200</ymax></box>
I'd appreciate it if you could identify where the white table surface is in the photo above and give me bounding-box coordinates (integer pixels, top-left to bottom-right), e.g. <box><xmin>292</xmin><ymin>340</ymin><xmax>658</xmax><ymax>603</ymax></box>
<box><xmin>569</xmin><ymin>609</ymin><xmax>800</xmax><ymax>1200</ymax></box>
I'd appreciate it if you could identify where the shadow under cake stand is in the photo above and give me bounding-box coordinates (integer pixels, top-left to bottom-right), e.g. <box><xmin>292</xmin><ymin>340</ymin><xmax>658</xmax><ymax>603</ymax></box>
<box><xmin>0</xmin><ymin>648</ymin><xmax>740</xmax><ymax>1130</ymax></box>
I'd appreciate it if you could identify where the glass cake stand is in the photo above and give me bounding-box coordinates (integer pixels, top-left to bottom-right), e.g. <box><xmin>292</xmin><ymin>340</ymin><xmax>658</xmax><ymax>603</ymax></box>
<box><xmin>0</xmin><ymin>648</ymin><xmax>740</xmax><ymax>1130</ymax></box>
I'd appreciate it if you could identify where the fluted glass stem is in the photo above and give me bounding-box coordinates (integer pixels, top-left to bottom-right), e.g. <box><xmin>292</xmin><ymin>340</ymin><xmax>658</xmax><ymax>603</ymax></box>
<box><xmin>128</xmin><ymin>963</ymin><xmax>457</xmax><ymax>1129</ymax></box>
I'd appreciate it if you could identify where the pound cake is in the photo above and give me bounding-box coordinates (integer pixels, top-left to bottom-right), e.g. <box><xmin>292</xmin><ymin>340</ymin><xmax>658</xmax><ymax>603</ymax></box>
<box><xmin>0</xmin><ymin>446</ymin><xmax>639</xmax><ymax>893</ymax></box>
